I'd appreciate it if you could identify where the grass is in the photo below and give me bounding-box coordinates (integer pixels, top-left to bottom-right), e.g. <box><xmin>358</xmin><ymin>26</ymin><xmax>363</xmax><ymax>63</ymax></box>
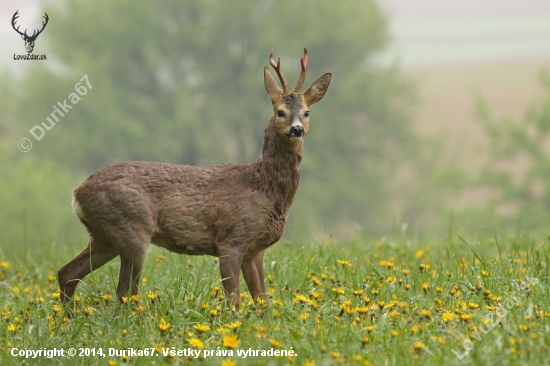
<box><xmin>1</xmin><ymin>234</ymin><xmax>549</xmax><ymax>365</ymax></box>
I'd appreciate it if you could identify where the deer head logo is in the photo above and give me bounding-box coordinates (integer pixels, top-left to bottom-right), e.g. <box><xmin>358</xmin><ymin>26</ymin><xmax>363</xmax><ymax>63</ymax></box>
<box><xmin>12</xmin><ymin>11</ymin><xmax>49</xmax><ymax>54</ymax></box>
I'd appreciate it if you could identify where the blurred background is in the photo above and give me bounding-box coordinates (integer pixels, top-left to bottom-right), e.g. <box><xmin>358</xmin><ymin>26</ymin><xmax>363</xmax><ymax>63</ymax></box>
<box><xmin>1</xmin><ymin>0</ymin><xmax>549</xmax><ymax>249</ymax></box>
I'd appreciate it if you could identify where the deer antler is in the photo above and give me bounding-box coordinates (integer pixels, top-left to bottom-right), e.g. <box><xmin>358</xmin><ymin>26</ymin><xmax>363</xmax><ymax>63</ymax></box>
<box><xmin>294</xmin><ymin>48</ymin><xmax>309</xmax><ymax>93</ymax></box>
<box><xmin>269</xmin><ymin>50</ymin><xmax>290</xmax><ymax>94</ymax></box>
<box><xmin>11</xmin><ymin>11</ymin><xmax>49</xmax><ymax>40</ymax></box>
<box><xmin>34</xmin><ymin>13</ymin><xmax>49</xmax><ymax>38</ymax></box>
<box><xmin>11</xmin><ymin>11</ymin><xmax>26</xmax><ymax>37</ymax></box>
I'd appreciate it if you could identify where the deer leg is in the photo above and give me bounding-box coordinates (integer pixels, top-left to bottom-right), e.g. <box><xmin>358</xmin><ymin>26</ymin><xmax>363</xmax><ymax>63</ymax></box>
<box><xmin>116</xmin><ymin>242</ymin><xmax>149</xmax><ymax>300</ymax></box>
<box><xmin>218</xmin><ymin>246</ymin><xmax>245</xmax><ymax>309</ymax></box>
<box><xmin>58</xmin><ymin>237</ymin><xmax>117</xmax><ymax>304</ymax></box>
<box><xmin>241</xmin><ymin>250</ymin><xmax>269</xmax><ymax>305</ymax></box>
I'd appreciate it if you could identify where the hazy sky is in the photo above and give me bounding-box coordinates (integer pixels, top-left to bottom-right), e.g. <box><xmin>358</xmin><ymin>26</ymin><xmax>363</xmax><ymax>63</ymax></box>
<box><xmin>2</xmin><ymin>0</ymin><xmax>550</xmax><ymax>72</ymax></box>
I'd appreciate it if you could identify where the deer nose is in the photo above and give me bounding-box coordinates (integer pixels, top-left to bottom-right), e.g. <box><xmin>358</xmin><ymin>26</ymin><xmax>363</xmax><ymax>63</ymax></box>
<box><xmin>288</xmin><ymin>125</ymin><xmax>304</xmax><ymax>138</ymax></box>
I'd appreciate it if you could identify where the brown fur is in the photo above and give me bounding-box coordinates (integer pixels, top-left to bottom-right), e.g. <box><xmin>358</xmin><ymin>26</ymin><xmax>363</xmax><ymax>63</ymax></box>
<box><xmin>58</xmin><ymin>49</ymin><xmax>331</xmax><ymax>308</ymax></box>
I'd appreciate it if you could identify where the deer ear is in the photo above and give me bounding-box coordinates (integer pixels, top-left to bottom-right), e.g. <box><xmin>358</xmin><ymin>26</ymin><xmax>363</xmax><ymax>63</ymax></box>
<box><xmin>304</xmin><ymin>73</ymin><xmax>331</xmax><ymax>107</ymax></box>
<box><xmin>264</xmin><ymin>66</ymin><xmax>283</xmax><ymax>103</ymax></box>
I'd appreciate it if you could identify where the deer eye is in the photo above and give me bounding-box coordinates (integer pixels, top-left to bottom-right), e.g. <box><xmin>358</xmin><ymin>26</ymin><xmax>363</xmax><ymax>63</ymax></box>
<box><xmin>304</xmin><ymin>111</ymin><xmax>310</xmax><ymax>118</ymax></box>
<box><xmin>277</xmin><ymin>110</ymin><xmax>285</xmax><ymax>118</ymax></box>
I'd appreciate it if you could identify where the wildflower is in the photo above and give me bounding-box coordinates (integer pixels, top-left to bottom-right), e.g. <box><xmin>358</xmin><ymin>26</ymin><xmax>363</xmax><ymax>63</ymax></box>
<box><xmin>147</xmin><ymin>292</ymin><xmax>159</xmax><ymax>302</ymax></box>
<box><xmin>188</xmin><ymin>338</ymin><xmax>204</xmax><ymax>349</ymax></box>
<box><xmin>83</xmin><ymin>307</ymin><xmax>94</xmax><ymax>316</ymax></box>
<box><xmin>222</xmin><ymin>334</ymin><xmax>240</xmax><ymax>349</ymax></box>
<box><xmin>155</xmin><ymin>255</ymin><xmax>165</xmax><ymax>263</ymax></box>
<box><xmin>107</xmin><ymin>361</ymin><xmax>116</xmax><ymax>366</ymax></box>
<box><xmin>413</xmin><ymin>341</ymin><xmax>426</xmax><ymax>352</ymax></box>
<box><xmin>229</xmin><ymin>321</ymin><xmax>242</xmax><ymax>330</ymax></box>
<box><xmin>210</xmin><ymin>309</ymin><xmax>218</xmax><ymax>317</ymax></box>
<box><xmin>442</xmin><ymin>311</ymin><xmax>454</xmax><ymax>322</ymax></box>
<box><xmin>195</xmin><ymin>324</ymin><xmax>210</xmax><ymax>333</ymax></box>
<box><xmin>158</xmin><ymin>317</ymin><xmax>171</xmax><ymax>332</ymax></box>
<box><xmin>415</xmin><ymin>250</ymin><xmax>425</xmax><ymax>259</ymax></box>
<box><xmin>269</xmin><ymin>338</ymin><xmax>282</xmax><ymax>348</ymax></box>
<box><xmin>101</xmin><ymin>294</ymin><xmax>112</xmax><ymax>303</ymax></box>
<box><xmin>337</xmin><ymin>259</ymin><xmax>352</xmax><ymax>267</ymax></box>
<box><xmin>331</xmin><ymin>351</ymin><xmax>340</xmax><ymax>358</ymax></box>
<box><xmin>221</xmin><ymin>360</ymin><xmax>237</xmax><ymax>366</ymax></box>
<box><xmin>8</xmin><ymin>324</ymin><xmax>17</xmax><ymax>333</ymax></box>
<box><xmin>48</xmin><ymin>275</ymin><xmax>55</xmax><ymax>282</ymax></box>
<box><xmin>422</xmin><ymin>283</ymin><xmax>429</xmax><ymax>292</ymax></box>
<box><xmin>312</xmin><ymin>276</ymin><xmax>323</xmax><ymax>287</ymax></box>
<box><xmin>419</xmin><ymin>263</ymin><xmax>426</xmax><ymax>272</ymax></box>
<box><xmin>1</xmin><ymin>261</ymin><xmax>10</xmax><ymax>269</ymax></box>
<box><xmin>468</xmin><ymin>302</ymin><xmax>480</xmax><ymax>310</ymax></box>
<box><xmin>299</xmin><ymin>312</ymin><xmax>310</xmax><ymax>321</ymax></box>
<box><xmin>460</xmin><ymin>313</ymin><xmax>473</xmax><ymax>321</ymax></box>
<box><xmin>362</xmin><ymin>336</ymin><xmax>370</xmax><ymax>345</ymax></box>
<box><xmin>390</xmin><ymin>330</ymin><xmax>399</xmax><ymax>337</ymax></box>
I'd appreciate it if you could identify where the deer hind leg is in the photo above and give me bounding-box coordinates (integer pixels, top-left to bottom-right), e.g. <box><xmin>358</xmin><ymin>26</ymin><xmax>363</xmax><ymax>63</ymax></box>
<box><xmin>58</xmin><ymin>236</ymin><xmax>118</xmax><ymax>304</ymax></box>
<box><xmin>241</xmin><ymin>250</ymin><xmax>269</xmax><ymax>305</ymax></box>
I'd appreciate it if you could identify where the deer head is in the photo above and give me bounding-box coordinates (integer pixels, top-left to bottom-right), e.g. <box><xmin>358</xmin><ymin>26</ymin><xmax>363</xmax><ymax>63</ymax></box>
<box><xmin>264</xmin><ymin>49</ymin><xmax>331</xmax><ymax>144</ymax></box>
<box><xmin>12</xmin><ymin>11</ymin><xmax>49</xmax><ymax>54</ymax></box>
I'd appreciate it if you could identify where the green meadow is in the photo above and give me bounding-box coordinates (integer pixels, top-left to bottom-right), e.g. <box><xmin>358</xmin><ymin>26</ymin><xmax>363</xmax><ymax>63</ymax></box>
<box><xmin>1</xmin><ymin>234</ymin><xmax>548</xmax><ymax>365</ymax></box>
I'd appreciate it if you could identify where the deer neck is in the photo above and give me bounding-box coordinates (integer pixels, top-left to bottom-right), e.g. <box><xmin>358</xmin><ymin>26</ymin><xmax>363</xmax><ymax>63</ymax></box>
<box><xmin>256</xmin><ymin>119</ymin><xmax>303</xmax><ymax>216</ymax></box>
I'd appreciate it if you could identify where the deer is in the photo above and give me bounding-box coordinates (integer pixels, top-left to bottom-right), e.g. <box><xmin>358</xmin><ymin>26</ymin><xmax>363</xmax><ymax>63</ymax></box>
<box><xmin>57</xmin><ymin>48</ymin><xmax>331</xmax><ymax>309</ymax></box>
<box><xmin>11</xmin><ymin>11</ymin><xmax>49</xmax><ymax>54</ymax></box>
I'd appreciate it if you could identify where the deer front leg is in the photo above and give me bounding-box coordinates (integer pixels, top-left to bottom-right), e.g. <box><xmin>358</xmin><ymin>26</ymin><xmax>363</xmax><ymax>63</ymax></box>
<box><xmin>241</xmin><ymin>250</ymin><xmax>269</xmax><ymax>305</ymax></box>
<box><xmin>218</xmin><ymin>246</ymin><xmax>245</xmax><ymax>309</ymax></box>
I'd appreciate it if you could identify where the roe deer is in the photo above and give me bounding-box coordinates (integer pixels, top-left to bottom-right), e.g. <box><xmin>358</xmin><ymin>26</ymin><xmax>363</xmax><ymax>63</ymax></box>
<box><xmin>58</xmin><ymin>49</ymin><xmax>331</xmax><ymax>308</ymax></box>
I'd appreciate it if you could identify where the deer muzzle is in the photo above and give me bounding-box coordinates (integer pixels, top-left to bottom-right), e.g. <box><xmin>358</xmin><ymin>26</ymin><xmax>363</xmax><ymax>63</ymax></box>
<box><xmin>287</xmin><ymin>123</ymin><xmax>305</xmax><ymax>142</ymax></box>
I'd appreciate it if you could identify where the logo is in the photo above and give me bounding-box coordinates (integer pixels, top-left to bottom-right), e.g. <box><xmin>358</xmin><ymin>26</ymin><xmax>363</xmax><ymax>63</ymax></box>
<box><xmin>11</xmin><ymin>10</ymin><xmax>48</xmax><ymax>60</ymax></box>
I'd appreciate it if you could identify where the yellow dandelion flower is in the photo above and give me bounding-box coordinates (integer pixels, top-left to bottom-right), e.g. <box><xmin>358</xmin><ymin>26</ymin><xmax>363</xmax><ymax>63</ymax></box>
<box><xmin>107</xmin><ymin>360</ymin><xmax>116</xmax><ymax>366</ymax></box>
<box><xmin>365</xmin><ymin>325</ymin><xmax>375</xmax><ymax>333</ymax></box>
<box><xmin>147</xmin><ymin>292</ymin><xmax>159</xmax><ymax>302</ymax></box>
<box><xmin>210</xmin><ymin>309</ymin><xmax>218</xmax><ymax>317</ymax></box>
<box><xmin>1</xmin><ymin>261</ymin><xmax>10</xmax><ymax>269</ymax></box>
<box><xmin>303</xmin><ymin>360</ymin><xmax>316</xmax><ymax>366</ymax></box>
<box><xmin>415</xmin><ymin>250</ymin><xmax>425</xmax><ymax>259</ymax></box>
<box><xmin>460</xmin><ymin>313</ymin><xmax>473</xmax><ymax>321</ymax></box>
<box><xmin>47</xmin><ymin>275</ymin><xmax>55</xmax><ymax>282</ymax></box>
<box><xmin>299</xmin><ymin>312</ymin><xmax>309</xmax><ymax>321</ymax></box>
<box><xmin>222</xmin><ymin>334</ymin><xmax>240</xmax><ymax>349</ymax></box>
<box><xmin>337</xmin><ymin>259</ymin><xmax>352</xmax><ymax>267</ymax></box>
<box><xmin>442</xmin><ymin>311</ymin><xmax>454</xmax><ymax>322</ymax></box>
<box><xmin>158</xmin><ymin>317</ymin><xmax>171</xmax><ymax>332</ymax></box>
<box><xmin>155</xmin><ymin>255</ymin><xmax>165</xmax><ymax>263</ymax></box>
<box><xmin>413</xmin><ymin>341</ymin><xmax>425</xmax><ymax>352</ymax></box>
<box><xmin>269</xmin><ymin>338</ymin><xmax>282</xmax><ymax>348</ymax></box>
<box><xmin>468</xmin><ymin>302</ymin><xmax>480</xmax><ymax>310</ymax></box>
<box><xmin>229</xmin><ymin>321</ymin><xmax>242</xmax><ymax>330</ymax></box>
<box><xmin>8</xmin><ymin>324</ymin><xmax>17</xmax><ymax>333</ymax></box>
<box><xmin>390</xmin><ymin>330</ymin><xmax>399</xmax><ymax>337</ymax></box>
<box><xmin>362</xmin><ymin>336</ymin><xmax>370</xmax><ymax>345</ymax></box>
<box><xmin>83</xmin><ymin>307</ymin><xmax>94</xmax><ymax>316</ymax></box>
<box><xmin>188</xmin><ymin>337</ymin><xmax>204</xmax><ymax>349</ymax></box>
<box><xmin>221</xmin><ymin>360</ymin><xmax>237</xmax><ymax>366</ymax></box>
<box><xmin>195</xmin><ymin>324</ymin><xmax>210</xmax><ymax>333</ymax></box>
<box><xmin>331</xmin><ymin>351</ymin><xmax>340</xmax><ymax>358</ymax></box>
<box><xmin>422</xmin><ymin>283</ymin><xmax>429</xmax><ymax>292</ymax></box>
<box><xmin>312</xmin><ymin>276</ymin><xmax>323</xmax><ymax>287</ymax></box>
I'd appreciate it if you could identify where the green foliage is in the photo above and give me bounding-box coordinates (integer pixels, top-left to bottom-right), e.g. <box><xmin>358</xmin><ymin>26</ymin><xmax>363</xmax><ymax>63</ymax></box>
<box><xmin>476</xmin><ymin>69</ymin><xmax>550</xmax><ymax>230</ymax></box>
<box><xmin>1</xmin><ymin>236</ymin><xmax>549</xmax><ymax>365</ymax></box>
<box><xmin>1</xmin><ymin>0</ymin><xmax>419</xmax><ymax>242</ymax></box>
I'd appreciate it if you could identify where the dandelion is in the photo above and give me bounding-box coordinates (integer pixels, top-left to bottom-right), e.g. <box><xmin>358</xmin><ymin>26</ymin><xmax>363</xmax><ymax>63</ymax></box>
<box><xmin>229</xmin><ymin>321</ymin><xmax>242</xmax><ymax>330</ymax></box>
<box><xmin>1</xmin><ymin>261</ymin><xmax>10</xmax><ymax>269</ymax></box>
<box><xmin>158</xmin><ymin>317</ymin><xmax>171</xmax><ymax>332</ymax></box>
<box><xmin>365</xmin><ymin>325</ymin><xmax>375</xmax><ymax>333</ymax></box>
<box><xmin>222</xmin><ymin>334</ymin><xmax>240</xmax><ymax>349</ymax></box>
<box><xmin>195</xmin><ymin>324</ymin><xmax>210</xmax><ymax>333</ymax></box>
<box><xmin>83</xmin><ymin>307</ymin><xmax>94</xmax><ymax>316</ymax></box>
<box><xmin>390</xmin><ymin>330</ymin><xmax>399</xmax><ymax>337</ymax></box>
<box><xmin>413</xmin><ymin>341</ymin><xmax>425</xmax><ymax>352</ymax></box>
<box><xmin>155</xmin><ymin>255</ymin><xmax>165</xmax><ymax>263</ymax></box>
<box><xmin>107</xmin><ymin>361</ymin><xmax>116</xmax><ymax>366</ymax></box>
<box><xmin>468</xmin><ymin>302</ymin><xmax>480</xmax><ymax>310</ymax></box>
<box><xmin>361</xmin><ymin>336</ymin><xmax>370</xmax><ymax>345</ymax></box>
<box><xmin>422</xmin><ymin>283</ymin><xmax>429</xmax><ymax>292</ymax></box>
<box><xmin>147</xmin><ymin>292</ymin><xmax>159</xmax><ymax>302</ymax></box>
<box><xmin>8</xmin><ymin>324</ymin><xmax>17</xmax><ymax>333</ymax></box>
<box><xmin>47</xmin><ymin>275</ymin><xmax>55</xmax><ymax>282</ymax></box>
<box><xmin>442</xmin><ymin>311</ymin><xmax>454</xmax><ymax>322</ymax></box>
<box><xmin>337</xmin><ymin>259</ymin><xmax>352</xmax><ymax>267</ymax></box>
<box><xmin>269</xmin><ymin>338</ymin><xmax>282</xmax><ymax>348</ymax></box>
<box><xmin>221</xmin><ymin>360</ymin><xmax>237</xmax><ymax>366</ymax></box>
<box><xmin>188</xmin><ymin>338</ymin><xmax>204</xmax><ymax>349</ymax></box>
<box><xmin>415</xmin><ymin>250</ymin><xmax>425</xmax><ymax>259</ymax></box>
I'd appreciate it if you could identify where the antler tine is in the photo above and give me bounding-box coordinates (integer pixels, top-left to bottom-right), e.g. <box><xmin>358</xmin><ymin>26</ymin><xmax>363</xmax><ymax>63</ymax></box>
<box><xmin>294</xmin><ymin>48</ymin><xmax>309</xmax><ymax>93</ymax></box>
<box><xmin>11</xmin><ymin>11</ymin><xmax>26</xmax><ymax>36</ymax></box>
<box><xmin>269</xmin><ymin>49</ymin><xmax>290</xmax><ymax>93</ymax></box>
